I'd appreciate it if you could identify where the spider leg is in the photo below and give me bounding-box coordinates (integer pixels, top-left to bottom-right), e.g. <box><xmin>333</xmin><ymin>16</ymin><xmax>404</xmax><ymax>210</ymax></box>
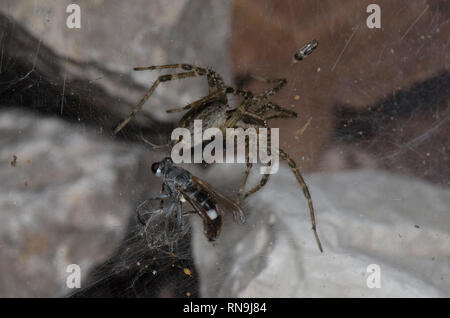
<box><xmin>134</xmin><ymin>64</ymin><xmax>200</xmax><ymax>71</ymax></box>
<box><xmin>237</xmin><ymin>126</ymin><xmax>271</xmax><ymax>205</ymax></box>
<box><xmin>166</xmin><ymin>88</ymin><xmax>227</xmax><ymax>113</ymax></box>
<box><xmin>237</xmin><ymin>137</ymin><xmax>252</xmax><ymax>203</ymax></box>
<box><xmin>182</xmin><ymin>210</ymin><xmax>197</xmax><ymax>217</ymax></box>
<box><xmin>254</xmin><ymin>78</ymin><xmax>287</xmax><ymax>101</ymax></box>
<box><xmin>246</xmin><ymin>74</ymin><xmax>287</xmax><ymax>101</ymax></box>
<box><xmin>236</xmin><ymin>111</ymin><xmax>323</xmax><ymax>252</ymax></box>
<box><xmin>114</xmin><ymin>70</ymin><xmax>200</xmax><ymax>134</ymax></box>
<box><xmin>265</xmin><ymin>114</ymin><xmax>298</xmax><ymax>121</ymax></box>
<box><xmin>278</xmin><ymin>148</ymin><xmax>323</xmax><ymax>253</ymax></box>
<box><xmin>237</xmin><ymin>145</ymin><xmax>270</xmax><ymax>204</ymax></box>
<box><xmin>242</xmin><ymin>112</ymin><xmax>268</xmax><ymax>126</ymax></box>
<box><xmin>254</xmin><ymin>101</ymin><xmax>298</xmax><ymax>119</ymax></box>
<box><xmin>239</xmin><ymin>174</ymin><xmax>270</xmax><ymax>205</ymax></box>
<box><xmin>237</xmin><ymin>162</ymin><xmax>252</xmax><ymax>204</ymax></box>
<box><xmin>166</xmin><ymin>86</ymin><xmax>252</xmax><ymax>113</ymax></box>
<box><xmin>177</xmin><ymin>200</ymin><xmax>184</xmax><ymax>231</ymax></box>
<box><xmin>135</xmin><ymin>63</ymin><xmax>227</xmax><ymax>95</ymax></box>
<box><xmin>163</xmin><ymin>199</ymin><xmax>178</xmax><ymax>241</ymax></box>
<box><xmin>224</xmin><ymin>79</ymin><xmax>286</xmax><ymax>128</ymax></box>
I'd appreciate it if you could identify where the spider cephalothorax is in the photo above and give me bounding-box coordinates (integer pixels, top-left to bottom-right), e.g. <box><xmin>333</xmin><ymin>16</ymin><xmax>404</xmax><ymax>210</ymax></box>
<box><xmin>115</xmin><ymin>40</ymin><xmax>323</xmax><ymax>252</ymax></box>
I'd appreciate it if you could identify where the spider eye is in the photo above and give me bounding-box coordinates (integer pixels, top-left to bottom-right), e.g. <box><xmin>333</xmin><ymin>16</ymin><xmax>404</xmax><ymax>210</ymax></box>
<box><xmin>163</xmin><ymin>157</ymin><xmax>173</xmax><ymax>165</ymax></box>
<box><xmin>151</xmin><ymin>162</ymin><xmax>159</xmax><ymax>174</ymax></box>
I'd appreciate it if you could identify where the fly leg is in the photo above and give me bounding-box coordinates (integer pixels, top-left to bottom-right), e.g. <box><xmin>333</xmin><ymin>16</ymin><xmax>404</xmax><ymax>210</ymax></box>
<box><xmin>164</xmin><ymin>199</ymin><xmax>178</xmax><ymax>242</ymax></box>
<box><xmin>177</xmin><ymin>200</ymin><xmax>184</xmax><ymax>231</ymax></box>
<box><xmin>136</xmin><ymin>192</ymin><xmax>170</xmax><ymax>226</ymax></box>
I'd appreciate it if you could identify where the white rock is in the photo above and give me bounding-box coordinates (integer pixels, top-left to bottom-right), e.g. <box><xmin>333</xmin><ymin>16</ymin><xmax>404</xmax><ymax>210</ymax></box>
<box><xmin>192</xmin><ymin>165</ymin><xmax>450</xmax><ymax>297</ymax></box>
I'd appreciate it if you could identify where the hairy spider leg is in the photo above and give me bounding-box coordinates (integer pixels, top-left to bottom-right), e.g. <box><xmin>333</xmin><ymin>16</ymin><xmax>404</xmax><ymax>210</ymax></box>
<box><xmin>237</xmin><ymin>136</ymin><xmax>253</xmax><ymax>202</ymax></box>
<box><xmin>114</xmin><ymin>71</ymin><xmax>198</xmax><ymax>134</ymax></box>
<box><xmin>238</xmin><ymin>171</ymin><xmax>270</xmax><ymax>205</ymax></box>
<box><xmin>166</xmin><ymin>86</ymin><xmax>252</xmax><ymax>113</ymax></box>
<box><xmin>254</xmin><ymin>101</ymin><xmax>298</xmax><ymax>120</ymax></box>
<box><xmin>224</xmin><ymin>78</ymin><xmax>287</xmax><ymax>128</ymax></box>
<box><xmin>226</xmin><ymin>44</ymin><xmax>317</xmax><ymax>127</ymax></box>
<box><xmin>237</xmin><ymin>124</ymin><xmax>271</xmax><ymax>205</ymax></box>
<box><xmin>234</xmin><ymin>51</ymin><xmax>316</xmax><ymax>202</ymax></box>
<box><xmin>114</xmin><ymin>63</ymin><xmax>250</xmax><ymax>133</ymax></box>
<box><xmin>134</xmin><ymin>63</ymin><xmax>226</xmax><ymax>93</ymax></box>
<box><xmin>238</xmin><ymin>147</ymin><xmax>324</xmax><ymax>253</ymax></box>
<box><xmin>237</xmin><ymin>157</ymin><xmax>271</xmax><ymax>205</ymax></box>
<box><xmin>218</xmin><ymin>39</ymin><xmax>317</xmax><ymax>127</ymax></box>
<box><xmin>234</xmin><ymin>114</ymin><xmax>323</xmax><ymax>253</ymax></box>
<box><xmin>278</xmin><ymin>148</ymin><xmax>323</xmax><ymax>253</ymax></box>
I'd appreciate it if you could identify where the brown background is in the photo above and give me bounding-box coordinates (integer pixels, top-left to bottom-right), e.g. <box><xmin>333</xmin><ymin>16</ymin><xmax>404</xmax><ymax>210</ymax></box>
<box><xmin>229</xmin><ymin>0</ymin><xmax>449</xmax><ymax>184</ymax></box>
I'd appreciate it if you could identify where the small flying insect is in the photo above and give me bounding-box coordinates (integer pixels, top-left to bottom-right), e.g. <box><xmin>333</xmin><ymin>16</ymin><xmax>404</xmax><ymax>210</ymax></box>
<box><xmin>293</xmin><ymin>39</ymin><xmax>318</xmax><ymax>62</ymax></box>
<box><xmin>137</xmin><ymin>157</ymin><xmax>245</xmax><ymax>241</ymax></box>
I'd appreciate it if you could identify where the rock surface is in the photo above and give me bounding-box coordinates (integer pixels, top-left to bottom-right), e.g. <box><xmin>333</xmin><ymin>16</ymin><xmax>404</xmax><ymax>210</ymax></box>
<box><xmin>0</xmin><ymin>109</ymin><xmax>160</xmax><ymax>297</ymax></box>
<box><xmin>0</xmin><ymin>1</ymin><xmax>233</xmax><ymax>297</ymax></box>
<box><xmin>193</xmin><ymin>164</ymin><xmax>450</xmax><ymax>297</ymax></box>
<box><xmin>0</xmin><ymin>0</ymin><xmax>233</xmax><ymax>125</ymax></box>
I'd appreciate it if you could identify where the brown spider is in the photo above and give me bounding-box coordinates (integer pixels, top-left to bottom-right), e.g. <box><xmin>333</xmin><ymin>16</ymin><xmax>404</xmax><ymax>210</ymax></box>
<box><xmin>114</xmin><ymin>40</ymin><xmax>323</xmax><ymax>252</ymax></box>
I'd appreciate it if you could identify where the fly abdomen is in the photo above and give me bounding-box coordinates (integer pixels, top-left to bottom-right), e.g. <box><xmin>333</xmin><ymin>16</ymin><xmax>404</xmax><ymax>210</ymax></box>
<box><xmin>183</xmin><ymin>182</ymin><xmax>222</xmax><ymax>241</ymax></box>
<box><xmin>186</xmin><ymin>185</ymin><xmax>220</xmax><ymax>221</ymax></box>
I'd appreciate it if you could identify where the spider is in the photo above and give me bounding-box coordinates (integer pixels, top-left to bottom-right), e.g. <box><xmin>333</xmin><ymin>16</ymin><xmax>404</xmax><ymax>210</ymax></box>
<box><xmin>114</xmin><ymin>40</ymin><xmax>323</xmax><ymax>252</ymax></box>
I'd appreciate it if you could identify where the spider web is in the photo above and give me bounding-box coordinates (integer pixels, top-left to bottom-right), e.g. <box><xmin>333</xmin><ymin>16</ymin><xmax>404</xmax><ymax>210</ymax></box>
<box><xmin>70</xmin><ymin>207</ymin><xmax>196</xmax><ymax>298</ymax></box>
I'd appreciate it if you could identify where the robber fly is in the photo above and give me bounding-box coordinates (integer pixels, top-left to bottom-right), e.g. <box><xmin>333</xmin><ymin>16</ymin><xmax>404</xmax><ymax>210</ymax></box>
<box><xmin>137</xmin><ymin>157</ymin><xmax>246</xmax><ymax>241</ymax></box>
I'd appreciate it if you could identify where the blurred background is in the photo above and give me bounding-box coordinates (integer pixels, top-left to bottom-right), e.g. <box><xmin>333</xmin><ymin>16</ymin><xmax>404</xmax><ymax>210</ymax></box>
<box><xmin>0</xmin><ymin>0</ymin><xmax>448</xmax><ymax>297</ymax></box>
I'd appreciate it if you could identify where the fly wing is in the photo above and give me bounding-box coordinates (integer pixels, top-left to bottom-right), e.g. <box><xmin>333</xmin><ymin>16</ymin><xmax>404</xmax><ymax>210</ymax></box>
<box><xmin>177</xmin><ymin>186</ymin><xmax>222</xmax><ymax>241</ymax></box>
<box><xmin>191</xmin><ymin>176</ymin><xmax>246</xmax><ymax>224</ymax></box>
